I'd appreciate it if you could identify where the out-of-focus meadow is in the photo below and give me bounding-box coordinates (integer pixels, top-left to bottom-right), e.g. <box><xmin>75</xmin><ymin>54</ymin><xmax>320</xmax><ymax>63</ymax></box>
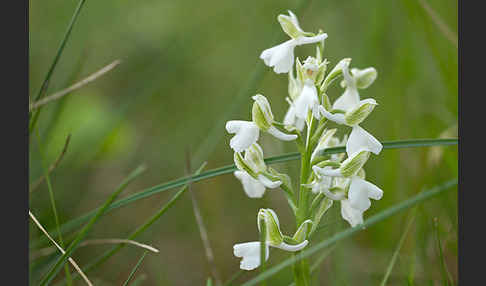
<box><xmin>29</xmin><ymin>0</ymin><xmax>457</xmax><ymax>285</ymax></box>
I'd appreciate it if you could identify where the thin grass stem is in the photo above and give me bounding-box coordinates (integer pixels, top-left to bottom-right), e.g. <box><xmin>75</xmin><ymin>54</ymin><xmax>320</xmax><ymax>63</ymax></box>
<box><xmin>121</xmin><ymin>251</ymin><xmax>148</xmax><ymax>286</ymax></box>
<box><xmin>29</xmin><ymin>60</ymin><xmax>121</xmax><ymax>111</ymax></box>
<box><xmin>38</xmin><ymin>165</ymin><xmax>146</xmax><ymax>285</ymax></box>
<box><xmin>29</xmin><ymin>211</ymin><xmax>93</xmax><ymax>286</ymax></box>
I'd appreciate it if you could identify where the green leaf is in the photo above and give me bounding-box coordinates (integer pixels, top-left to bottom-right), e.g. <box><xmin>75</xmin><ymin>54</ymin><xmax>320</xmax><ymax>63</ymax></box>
<box><xmin>240</xmin><ymin>179</ymin><xmax>457</xmax><ymax>286</ymax></box>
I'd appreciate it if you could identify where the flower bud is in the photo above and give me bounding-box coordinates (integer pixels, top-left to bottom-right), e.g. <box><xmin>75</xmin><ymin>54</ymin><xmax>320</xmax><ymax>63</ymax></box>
<box><xmin>344</xmin><ymin>99</ymin><xmax>377</xmax><ymax>126</ymax></box>
<box><xmin>311</xmin><ymin>128</ymin><xmax>337</xmax><ymax>161</ymax></box>
<box><xmin>321</xmin><ymin>93</ymin><xmax>332</xmax><ymax>112</ymax></box>
<box><xmin>252</xmin><ymin>94</ymin><xmax>274</xmax><ymax>130</ymax></box>
<box><xmin>245</xmin><ymin>143</ymin><xmax>266</xmax><ymax>173</ymax></box>
<box><xmin>340</xmin><ymin>150</ymin><xmax>370</xmax><ymax>177</ymax></box>
<box><xmin>234</xmin><ymin>152</ymin><xmax>257</xmax><ymax>178</ymax></box>
<box><xmin>352</xmin><ymin>67</ymin><xmax>377</xmax><ymax>89</ymax></box>
<box><xmin>257</xmin><ymin>209</ymin><xmax>283</xmax><ymax>246</ymax></box>
<box><xmin>320</xmin><ymin>58</ymin><xmax>351</xmax><ymax>92</ymax></box>
<box><xmin>310</xmin><ymin>198</ymin><xmax>333</xmax><ymax>234</ymax></box>
<box><xmin>292</xmin><ymin>220</ymin><xmax>313</xmax><ymax>242</ymax></box>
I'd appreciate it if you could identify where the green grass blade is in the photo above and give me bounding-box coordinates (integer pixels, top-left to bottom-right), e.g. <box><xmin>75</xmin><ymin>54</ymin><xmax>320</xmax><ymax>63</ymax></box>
<box><xmin>223</xmin><ymin>270</ymin><xmax>244</xmax><ymax>286</ymax></box>
<box><xmin>34</xmin><ymin>138</ymin><xmax>457</xmax><ymax>247</ymax></box>
<box><xmin>128</xmin><ymin>274</ymin><xmax>147</xmax><ymax>286</ymax></box>
<box><xmin>38</xmin><ymin>165</ymin><xmax>146</xmax><ymax>285</ymax></box>
<box><xmin>240</xmin><ymin>179</ymin><xmax>458</xmax><ymax>286</ymax></box>
<box><xmin>121</xmin><ymin>251</ymin><xmax>148</xmax><ymax>286</ymax></box>
<box><xmin>310</xmin><ymin>243</ymin><xmax>337</xmax><ymax>274</ymax></box>
<box><xmin>34</xmin><ymin>130</ymin><xmax>73</xmax><ymax>285</ymax></box>
<box><xmin>380</xmin><ymin>210</ymin><xmax>417</xmax><ymax>286</ymax></box>
<box><xmin>58</xmin><ymin>162</ymin><xmax>207</xmax><ymax>285</ymax></box>
<box><xmin>434</xmin><ymin>218</ymin><xmax>455</xmax><ymax>286</ymax></box>
<box><xmin>29</xmin><ymin>0</ymin><xmax>87</xmax><ymax>134</ymax></box>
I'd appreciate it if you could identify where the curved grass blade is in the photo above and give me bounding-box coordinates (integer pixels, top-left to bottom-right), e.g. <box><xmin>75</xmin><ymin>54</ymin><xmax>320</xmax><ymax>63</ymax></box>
<box><xmin>34</xmin><ymin>138</ymin><xmax>457</xmax><ymax>247</ymax></box>
<box><xmin>121</xmin><ymin>251</ymin><xmax>148</xmax><ymax>286</ymax></box>
<box><xmin>30</xmin><ymin>60</ymin><xmax>121</xmax><ymax>111</ymax></box>
<box><xmin>29</xmin><ymin>211</ymin><xmax>93</xmax><ymax>286</ymax></box>
<box><xmin>30</xmin><ymin>134</ymin><xmax>71</xmax><ymax>193</ymax></box>
<box><xmin>223</xmin><ymin>270</ymin><xmax>244</xmax><ymax>286</ymax></box>
<box><xmin>38</xmin><ymin>165</ymin><xmax>146</xmax><ymax>285</ymax></box>
<box><xmin>241</xmin><ymin>179</ymin><xmax>458</xmax><ymax>286</ymax></box>
<box><xmin>380</xmin><ymin>210</ymin><xmax>417</xmax><ymax>286</ymax></box>
<box><xmin>433</xmin><ymin>218</ymin><xmax>455</xmax><ymax>286</ymax></box>
<box><xmin>29</xmin><ymin>0</ymin><xmax>87</xmax><ymax>134</ymax></box>
<box><xmin>57</xmin><ymin>162</ymin><xmax>207</xmax><ymax>285</ymax></box>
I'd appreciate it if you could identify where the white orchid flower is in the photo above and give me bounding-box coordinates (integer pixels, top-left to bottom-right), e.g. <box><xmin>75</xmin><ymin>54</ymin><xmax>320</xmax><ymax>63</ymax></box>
<box><xmin>233</xmin><ymin>241</ymin><xmax>269</xmax><ymax>271</ymax></box>
<box><xmin>318</xmin><ymin>61</ymin><xmax>381</xmax><ymax>158</ymax></box>
<box><xmin>346</xmin><ymin>125</ymin><xmax>382</xmax><ymax>157</ymax></box>
<box><xmin>283</xmin><ymin>104</ymin><xmax>305</xmax><ymax>131</ymax></box>
<box><xmin>226</xmin><ymin>120</ymin><xmax>260</xmax><ymax>153</ymax></box>
<box><xmin>347</xmin><ymin>176</ymin><xmax>383</xmax><ymax>212</ymax></box>
<box><xmin>293</xmin><ymin>79</ymin><xmax>321</xmax><ymax>120</ymax></box>
<box><xmin>340</xmin><ymin>176</ymin><xmax>382</xmax><ymax>227</ymax></box>
<box><xmin>309</xmin><ymin>165</ymin><xmax>347</xmax><ymax>200</ymax></box>
<box><xmin>314</xmin><ymin>161</ymin><xmax>383</xmax><ymax>227</ymax></box>
<box><xmin>234</xmin><ymin>209</ymin><xmax>310</xmax><ymax>271</ymax></box>
<box><xmin>340</xmin><ymin>199</ymin><xmax>364</xmax><ymax>227</ymax></box>
<box><xmin>283</xmin><ymin>69</ymin><xmax>305</xmax><ymax>131</ymax></box>
<box><xmin>233</xmin><ymin>143</ymin><xmax>282</xmax><ymax>198</ymax></box>
<box><xmin>260</xmin><ymin>11</ymin><xmax>328</xmax><ymax>74</ymax></box>
<box><xmin>226</xmin><ymin>95</ymin><xmax>297</xmax><ymax>152</ymax></box>
<box><xmin>233</xmin><ymin>171</ymin><xmax>266</xmax><ymax>198</ymax></box>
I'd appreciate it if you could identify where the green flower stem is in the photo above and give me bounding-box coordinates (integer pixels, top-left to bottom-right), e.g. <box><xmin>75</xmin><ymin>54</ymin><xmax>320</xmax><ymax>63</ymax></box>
<box><xmin>293</xmin><ymin>115</ymin><xmax>319</xmax><ymax>286</ymax></box>
<box><xmin>291</xmin><ymin>252</ymin><xmax>310</xmax><ymax>286</ymax></box>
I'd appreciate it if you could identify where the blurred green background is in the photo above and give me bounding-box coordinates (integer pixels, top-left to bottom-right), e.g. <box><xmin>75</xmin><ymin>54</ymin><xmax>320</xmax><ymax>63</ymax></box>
<box><xmin>29</xmin><ymin>0</ymin><xmax>458</xmax><ymax>285</ymax></box>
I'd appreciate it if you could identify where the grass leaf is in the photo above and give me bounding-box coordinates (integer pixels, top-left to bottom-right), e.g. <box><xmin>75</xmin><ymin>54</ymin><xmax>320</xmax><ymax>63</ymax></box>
<box><xmin>380</xmin><ymin>210</ymin><xmax>417</xmax><ymax>286</ymax></box>
<box><xmin>29</xmin><ymin>0</ymin><xmax>87</xmax><ymax>134</ymax></box>
<box><xmin>33</xmin><ymin>138</ymin><xmax>457</xmax><ymax>248</ymax></box>
<box><xmin>57</xmin><ymin>162</ymin><xmax>207</xmax><ymax>285</ymax></box>
<box><xmin>121</xmin><ymin>251</ymin><xmax>148</xmax><ymax>286</ymax></box>
<box><xmin>38</xmin><ymin>165</ymin><xmax>146</xmax><ymax>285</ymax></box>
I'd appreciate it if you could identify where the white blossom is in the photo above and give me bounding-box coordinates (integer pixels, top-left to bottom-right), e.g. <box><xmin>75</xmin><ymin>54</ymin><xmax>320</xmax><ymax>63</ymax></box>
<box><xmin>260</xmin><ymin>11</ymin><xmax>327</xmax><ymax>74</ymax></box>
<box><xmin>233</xmin><ymin>209</ymin><xmax>310</xmax><ymax>271</ymax></box>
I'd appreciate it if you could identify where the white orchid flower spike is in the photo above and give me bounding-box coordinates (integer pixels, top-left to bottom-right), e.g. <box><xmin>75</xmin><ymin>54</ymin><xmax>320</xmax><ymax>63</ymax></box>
<box><xmin>233</xmin><ymin>209</ymin><xmax>311</xmax><ymax>271</ymax></box>
<box><xmin>260</xmin><ymin>11</ymin><xmax>327</xmax><ymax>74</ymax></box>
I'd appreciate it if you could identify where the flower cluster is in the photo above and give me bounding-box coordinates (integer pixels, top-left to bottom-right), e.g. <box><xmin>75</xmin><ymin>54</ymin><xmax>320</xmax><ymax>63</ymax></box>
<box><xmin>226</xmin><ymin>10</ymin><xmax>383</xmax><ymax>271</ymax></box>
